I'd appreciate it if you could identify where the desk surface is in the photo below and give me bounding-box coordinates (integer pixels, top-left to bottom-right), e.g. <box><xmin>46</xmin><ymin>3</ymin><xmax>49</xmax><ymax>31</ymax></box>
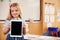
<box><xmin>24</xmin><ymin>34</ymin><xmax>60</xmax><ymax>40</ymax></box>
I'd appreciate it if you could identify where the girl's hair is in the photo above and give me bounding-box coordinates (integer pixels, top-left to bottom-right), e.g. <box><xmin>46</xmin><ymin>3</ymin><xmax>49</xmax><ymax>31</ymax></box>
<box><xmin>7</xmin><ymin>3</ymin><xmax>22</xmax><ymax>20</ymax></box>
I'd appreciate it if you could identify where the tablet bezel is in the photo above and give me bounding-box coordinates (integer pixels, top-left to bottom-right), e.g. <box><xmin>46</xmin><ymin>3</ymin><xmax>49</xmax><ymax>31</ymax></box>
<box><xmin>10</xmin><ymin>20</ymin><xmax>23</xmax><ymax>37</ymax></box>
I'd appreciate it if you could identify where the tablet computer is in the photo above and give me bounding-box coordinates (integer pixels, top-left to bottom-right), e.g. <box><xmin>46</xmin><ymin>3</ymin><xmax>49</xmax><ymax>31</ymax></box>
<box><xmin>10</xmin><ymin>20</ymin><xmax>22</xmax><ymax>37</ymax></box>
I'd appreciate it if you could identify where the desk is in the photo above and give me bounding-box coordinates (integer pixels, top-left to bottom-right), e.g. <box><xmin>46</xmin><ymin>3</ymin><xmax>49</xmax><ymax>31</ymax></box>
<box><xmin>24</xmin><ymin>34</ymin><xmax>60</xmax><ymax>40</ymax></box>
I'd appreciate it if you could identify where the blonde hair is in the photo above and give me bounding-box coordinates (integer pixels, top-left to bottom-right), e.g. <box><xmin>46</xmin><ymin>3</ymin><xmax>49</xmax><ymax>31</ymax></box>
<box><xmin>7</xmin><ymin>3</ymin><xmax>22</xmax><ymax>20</ymax></box>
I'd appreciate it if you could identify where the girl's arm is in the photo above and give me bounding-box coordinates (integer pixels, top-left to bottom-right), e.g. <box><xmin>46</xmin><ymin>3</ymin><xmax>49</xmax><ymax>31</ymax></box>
<box><xmin>2</xmin><ymin>24</ymin><xmax>10</xmax><ymax>34</ymax></box>
<box><xmin>23</xmin><ymin>23</ymin><xmax>26</xmax><ymax>35</ymax></box>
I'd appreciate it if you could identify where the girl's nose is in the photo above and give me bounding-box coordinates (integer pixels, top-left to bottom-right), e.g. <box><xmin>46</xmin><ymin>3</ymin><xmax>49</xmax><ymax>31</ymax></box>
<box><xmin>13</xmin><ymin>11</ymin><xmax>17</xmax><ymax>14</ymax></box>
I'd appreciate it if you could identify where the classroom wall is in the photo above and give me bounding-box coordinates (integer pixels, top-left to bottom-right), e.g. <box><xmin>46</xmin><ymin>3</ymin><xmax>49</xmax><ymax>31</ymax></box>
<box><xmin>43</xmin><ymin>0</ymin><xmax>60</xmax><ymax>33</ymax></box>
<box><xmin>28</xmin><ymin>22</ymin><xmax>42</xmax><ymax>35</ymax></box>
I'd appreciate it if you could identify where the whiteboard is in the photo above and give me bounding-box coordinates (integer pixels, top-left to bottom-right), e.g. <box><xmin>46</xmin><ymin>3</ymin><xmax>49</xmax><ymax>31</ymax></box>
<box><xmin>20</xmin><ymin>0</ymin><xmax>40</xmax><ymax>21</ymax></box>
<box><xmin>0</xmin><ymin>0</ymin><xmax>40</xmax><ymax>21</ymax></box>
<box><xmin>0</xmin><ymin>0</ymin><xmax>9</xmax><ymax>20</ymax></box>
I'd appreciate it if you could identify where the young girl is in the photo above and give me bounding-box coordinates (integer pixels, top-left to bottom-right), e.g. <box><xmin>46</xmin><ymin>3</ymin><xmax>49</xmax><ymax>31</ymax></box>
<box><xmin>2</xmin><ymin>3</ymin><xmax>26</xmax><ymax>40</ymax></box>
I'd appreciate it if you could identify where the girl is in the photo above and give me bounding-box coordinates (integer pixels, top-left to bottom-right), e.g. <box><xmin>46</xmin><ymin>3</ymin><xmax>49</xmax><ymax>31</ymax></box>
<box><xmin>2</xmin><ymin>3</ymin><xmax>26</xmax><ymax>40</ymax></box>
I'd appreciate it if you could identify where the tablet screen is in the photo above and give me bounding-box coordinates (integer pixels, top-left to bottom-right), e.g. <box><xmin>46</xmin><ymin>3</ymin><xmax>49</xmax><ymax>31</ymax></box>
<box><xmin>11</xmin><ymin>20</ymin><xmax>22</xmax><ymax>37</ymax></box>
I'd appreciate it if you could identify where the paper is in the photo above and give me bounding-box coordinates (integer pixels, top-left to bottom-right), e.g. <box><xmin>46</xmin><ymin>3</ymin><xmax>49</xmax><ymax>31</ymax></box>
<box><xmin>49</xmin><ymin>5</ymin><xmax>55</xmax><ymax>14</ymax></box>
<box><xmin>44</xmin><ymin>15</ymin><xmax>49</xmax><ymax>22</ymax></box>
<box><xmin>50</xmin><ymin>15</ymin><xmax>55</xmax><ymax>22</ymax></box>
<box><xmin>44</xmin><ymin>4</ymin><xmax>49</xmax><ymax>14</ymax></box>
<box><xmin>44</xmin><ymin>4</ymin><xmax>55</xmax><ymax>15</ymax></box>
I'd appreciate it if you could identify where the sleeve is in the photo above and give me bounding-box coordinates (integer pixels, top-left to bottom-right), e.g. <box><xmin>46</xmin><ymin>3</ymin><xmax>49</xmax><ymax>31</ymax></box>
<box><xmin>4</xmin><ymin>20</ymin><xmax>10</xmax><ymax>26</ymax></box>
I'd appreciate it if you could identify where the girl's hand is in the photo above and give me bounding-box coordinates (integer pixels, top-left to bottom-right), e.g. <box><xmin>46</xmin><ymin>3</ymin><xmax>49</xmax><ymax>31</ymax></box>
<box><xmin>7</xmin><ymin>24</ymin><xmax>11</xmax><ymax>29</ymax></box>
<box><xmin>23</xmin><ymin>23</ymin><xmax>26</xmax><ymax>28</ymax></box>
<box><xmin>3</xmin><ymin>24</ymin><xmax>11</xmax><ymax>34</ymax></box>
<box><xmin>23</xmin><ymin>23</ymin><xmax>26</xmax><ymax>35</ymax></box>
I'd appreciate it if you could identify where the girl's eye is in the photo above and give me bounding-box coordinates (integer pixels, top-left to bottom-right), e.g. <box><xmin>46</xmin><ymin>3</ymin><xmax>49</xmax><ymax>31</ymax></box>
<box><xmin>15</xmin><ymin>10</ymin><xmax>18</xmax><ymax>12</ymax></box>
<box><xmin>11</xmin><ymin>10</ymin><xmax>14</xmax><ymax>12</ymax></box>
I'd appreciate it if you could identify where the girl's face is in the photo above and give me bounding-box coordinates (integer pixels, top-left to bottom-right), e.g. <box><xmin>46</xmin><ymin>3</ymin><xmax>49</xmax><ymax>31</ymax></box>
<box><xmin>10</xmin><ymin>7</ymin><xmax>20</xmax><ymax>18</ymax></box>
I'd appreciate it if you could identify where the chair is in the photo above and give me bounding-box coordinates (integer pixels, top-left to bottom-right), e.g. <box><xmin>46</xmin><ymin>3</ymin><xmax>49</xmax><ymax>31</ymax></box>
<box><xmin>48</xmin><ymin>27</ymin><xmax>58</xmax><ymax>37</ymax></box>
